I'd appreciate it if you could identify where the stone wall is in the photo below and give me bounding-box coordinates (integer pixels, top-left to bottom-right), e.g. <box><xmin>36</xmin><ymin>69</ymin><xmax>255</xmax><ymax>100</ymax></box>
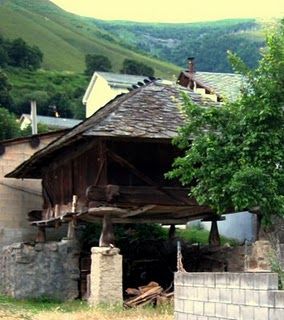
<box><xmin>246</xmin><ymin>240</ymin><xmax>272</xmax><ymax>271</ymax></box>
<box><xmin>175</xmin><ymin>272</ymin><xmax>284</xmax><ymax>320</ymax></box>
<box><xmin>0</xmin><ymin>132</ymin><xmax>64</xmax><ymax>249</ymax></box>
<box><xmin>0</xmin><ymin>240</ymin><xmax>80</xmax><ymax>300</ymax></box>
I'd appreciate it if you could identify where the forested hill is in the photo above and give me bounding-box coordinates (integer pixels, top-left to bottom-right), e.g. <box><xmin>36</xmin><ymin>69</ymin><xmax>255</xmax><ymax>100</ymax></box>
<box><xmin>94</xmin><ymin>19</ymin><xmax>265</xmax><ymax>72</ymax></box>
<box><xmin>0</xmin><ymin>0</ymin><xmax>179</xmax><ymax>77</ymax></box>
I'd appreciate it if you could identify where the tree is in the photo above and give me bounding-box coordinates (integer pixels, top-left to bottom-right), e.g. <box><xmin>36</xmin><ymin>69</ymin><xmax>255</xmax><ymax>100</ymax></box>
<box><xmin>120</xmin><ymin>59</ymin><xmax>154</xmax><ymax>76</ymax></box>
<box><xmin>167</xmin><ymin>20</ymin><xmax>284</xmax><ymax>225</ymax></box>
<box><xmin>0</xmin><ymin>70</ymin><xmax>13</xmax><ymax>108</ymax></box>
<box><xmin>85</xmin><ymin>54</ymin><xmax>112</xmax><ymax>75</ymax></box>
<box><xmin>7</xmin><ymin>38</ymin><xmax>43</xmax><ymax>70</ymax></box>
<box><xmin>0</xmin><ymin>107</ymin><xmax>20</xmax><ymax>140</ymax></box>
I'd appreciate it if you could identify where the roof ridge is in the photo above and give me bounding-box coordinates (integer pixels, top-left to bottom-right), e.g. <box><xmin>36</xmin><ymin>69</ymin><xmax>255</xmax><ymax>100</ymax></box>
<box><xmin>6</xmin><ymin>83</ymin><xmax>153</xmax><ymax>176</ymax></box>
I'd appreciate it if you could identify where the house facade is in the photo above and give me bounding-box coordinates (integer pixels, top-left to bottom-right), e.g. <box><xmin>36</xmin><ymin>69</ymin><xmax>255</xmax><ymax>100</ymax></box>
<box><xmin>178</xmin><ymin>58</ymin><xmax>243</xmax><ymax>102</ymax></box>
<box><xmin>82</xmin><ymin>71</ymin><xmax>151</xmax><ymax>118</ymax></box>
<box><xmin>0</xmin><ymin>131</ymin><xmax>67</xmax><ymax>249</ymax></box>
<box><xmin>19</xmin><ymin>114</ymin><xmax>81</xmax><ymax>130</ymax></box>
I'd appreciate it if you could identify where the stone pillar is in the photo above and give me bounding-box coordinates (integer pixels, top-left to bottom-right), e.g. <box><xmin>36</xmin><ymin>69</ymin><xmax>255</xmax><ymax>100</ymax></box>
<box><xmin>88</xmin><ymin>247</ymin><xmax>122</xmax><ymax>305</ymax></box>
<box><xmin>246</xmin><ymin>240</ymin><xmax>272</xmax><ymax>271</ymax></box>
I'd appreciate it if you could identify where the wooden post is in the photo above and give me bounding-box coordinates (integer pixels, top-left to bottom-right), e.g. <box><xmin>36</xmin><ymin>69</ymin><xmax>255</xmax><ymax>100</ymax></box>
<box><xmin>209</xmin><ymin>220</ymin><xmax>221</xmax><ymax>246</ymax></box>
<box><xmin>99</xmin><ymin>215</ymin><xmax>115</xmax><ymax>247</ymax></box>
<box><xmin>36</xmin><ymin>226</ymin><xmax>46</xmax><ymax>243</ymax></box>
<box><xmin>202</xmin><ymin>215</ymin><xmax>225</xmax><ymax>247</ymax></box>
<box><xmin>168</xmin><ymin>224</ymin><xmax>176</xmax><ymax>239</ymax></box>
<box><xmin>67</xmin><ymin>195</ymin><xmax>78</xmax><ymax>240</ymax></box>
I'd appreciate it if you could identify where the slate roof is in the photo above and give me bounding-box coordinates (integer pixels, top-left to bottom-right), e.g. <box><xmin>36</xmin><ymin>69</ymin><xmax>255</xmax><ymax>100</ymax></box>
<box><xmin>7</xmin><ymin>81</ymin><xmax>217</xmax><ymax>178</ymax></box>
<box><xmin>97</xmin><ymin>72</ymin><xmax>150</xmax><ymax>89</ymax></box>
<box><xmin>82</xmin><ymin>71</ymin><xmax>150</xmax><ymax>104</ymax></box>
<box><xmin>179</xmin><ymin>71</ymin><xmax>244</xmax><ymax>101</ymax></box>
<box><xmin>21</xmin><ymin>114</ymin><xmax>82</xmax><ymax>129</ymax></box>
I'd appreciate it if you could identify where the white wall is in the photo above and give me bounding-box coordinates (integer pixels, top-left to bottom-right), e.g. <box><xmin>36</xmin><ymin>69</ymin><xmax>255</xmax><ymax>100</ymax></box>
<box><xmin>202</xmin><ymin>212</ymin><xmax>257</xmax><ymax>243</ymax></box>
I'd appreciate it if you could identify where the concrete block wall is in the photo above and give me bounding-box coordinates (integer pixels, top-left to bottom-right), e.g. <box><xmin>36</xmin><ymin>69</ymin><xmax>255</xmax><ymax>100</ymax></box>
<box><xmin>175</xmin><ymin>272</ymin><xmax>284</xmax><ymax>320</ymax></box>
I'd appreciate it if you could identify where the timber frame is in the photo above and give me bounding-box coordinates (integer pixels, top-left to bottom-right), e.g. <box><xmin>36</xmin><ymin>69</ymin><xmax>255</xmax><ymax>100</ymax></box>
<box><xmin>6</xmin><ymin>81</ymin><xmax>221</xmax><ymax>239</ymax></box>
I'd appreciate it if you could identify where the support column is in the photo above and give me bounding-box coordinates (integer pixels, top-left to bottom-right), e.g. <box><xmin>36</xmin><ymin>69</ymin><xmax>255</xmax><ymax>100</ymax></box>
<box><xmin>202</xmin><ymin>215</ymin><xmax>225</xmax><ymax>246</ymax></box>
<box><xmin>88</xmin><ymin>247</ymin><xmax>122</xmax><ymax>305</ymax></box>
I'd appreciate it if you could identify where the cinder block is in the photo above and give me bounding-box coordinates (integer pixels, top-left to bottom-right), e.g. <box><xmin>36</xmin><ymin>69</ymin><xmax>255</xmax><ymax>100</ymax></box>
<box><xmin>219</xmin><ymin>288</ymin><xmax>232</xmax><ymax>303</ymax></box>
<box><xmin>268</xmin><ymin>308</ymin><xmax>284</xmax><ymax>320</ymax></box>
<box><xmin>227</xmin><ymin>273</ymin><xmax>240</xmax><ymax>288</ymax></box>
<box><xmin>227</xmin><ymin>304</ymin><xmax>239</xmax><ymax>320</ymax></box>
<box><xmin>184</xmin><ymin>286</ymin><xmax>193</xmax><ymax>299</ymax></box>
<box><xmin>204</xmin><ymin>273</ymin><xmax>216</xmax><ymax>287</ymax></box>
<box><xmin>189</xmin><ymin>288</ymin><xmax>198</xmax><ymax>301</ymax></box>
<box><xmin>208</xmin><ymin>288</ymin><xmax>220</xmax><ymax>302</ymax></box>
<box><xmin>204</xmin><ymin>302</ymin><xmax>215</xmax><ymax>316</ymax></box>
<box><xmin>175</xmin><ymin>272</ymin><xmax>183</xmax><ymax>286</ymax></box>
<box><xmin>197</xmin><ymin>287</ymin><xmax>208</xmax><ymax>301</ymax></box>
<box><xmin>215</xmin><ymin>273</ymin><xmax>228</xmax><ymax>288</ymax></box>
<box><xmin>181</xmin><ymin>273</ymin><xmax>195</xmax><ymax>286</ymax></box>
<box><xmin>175</xmin><ymin>298</ymin><xmax>184</xmax><ymax>312</ymax></box>
<box><xmin>240</xmin><ymin>273</ymin><xmax>254</xmax><ymax>289</ymax></box>
<box><xmin>175</xmin><ymin>311</ymin><xmax>188</xmax><ymax>320</ymax></box>
<box><xmin>274</xmin><ymin>291</ymin><xmax>284</xmax><ymax>308</ymax></box>
<box><xmin>259</xmin><ymin>290</ymin><xmax>275</xmax><ymax>307</ymax></box>
<box><xmin>254</xmin><ymin>307</ymin><xmax>269</xmax><ymax>320</ymax></box>
<box><xmin>245</xmin><ymin>290</ymin><xmax>259</xmax><ymax>306</ymax></box>
<box><xmin>254</xmin><ymin>273</ymin><xmax>278</xmax><ymax>290</ymax></box>
<box><xmin>240</xmin><ymin>305</ymin><xmax>254</xmax><ymax>320</ymax></box>
<box><xmin>197</xmin><ymin>316</ymin><xmax>208</xmax><ymax>320</ymax></box>
<box><xmin>194</xmin><ymin>273</ymin><xmax>205</xmax><ymax>287</ymax></box>
<box><xmin>193</xmin><ymin>301</ymin><xmax>204</xmax><ymax>315</ymax></box>
<box><xmin>231</xmin><ymin>289</ymin><xmax>245</xmax><ymax>304</ymax></box>
<box><xmin>175</xmin><ymin>286</ymin><xmax>183</xmax><ymax>298</ymax></box>
<box><xmin>215</xmin><ymin>303</ymin><xmax>227</xmax><ymax>318</ymax></box>
<box><xmin>184</xmin><ymin>300</ymin><xmax>194</xmax><ymax>313</ymax></box>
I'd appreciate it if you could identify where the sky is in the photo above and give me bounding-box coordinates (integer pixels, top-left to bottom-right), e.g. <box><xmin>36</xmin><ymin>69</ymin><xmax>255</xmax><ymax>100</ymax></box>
<box><xmin>50</xmin><ymin>0</ymin><xmax>284</xmax><ymax>23</ymax></box>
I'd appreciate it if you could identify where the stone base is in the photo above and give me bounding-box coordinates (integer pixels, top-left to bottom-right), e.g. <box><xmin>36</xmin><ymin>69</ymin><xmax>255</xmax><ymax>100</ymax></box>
<box><xmin>88</xmin><ymin>247</ymin><xmax>122</xmax><ymax>305</ymax></box>
<box><xmin>0</xmin><ymin>240</ymin><xmax>80</xmax><ymax>300</ymax></box>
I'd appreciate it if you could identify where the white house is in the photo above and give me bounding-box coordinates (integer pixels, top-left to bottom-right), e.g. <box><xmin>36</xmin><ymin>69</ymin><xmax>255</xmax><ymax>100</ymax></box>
<box><xmin>82</xmin><ymin>71</ymin><xmax>150</xmax><ymax>118</ymax></box>
<box><xmin>19</xmin><ymin>114</ymin><xmax>82</xmax><ymax>130</ymax></box>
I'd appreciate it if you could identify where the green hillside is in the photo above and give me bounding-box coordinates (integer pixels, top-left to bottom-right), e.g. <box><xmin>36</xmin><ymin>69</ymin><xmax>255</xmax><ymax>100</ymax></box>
<box><xmin>0</xmin><ymin>0</ymin><xmax>180</xmax><ymax>78</ymax></box>
<box><xmin>95</xmin><ymin>19</ymin><xmax>266</xmax><ymax>72</ymax></box>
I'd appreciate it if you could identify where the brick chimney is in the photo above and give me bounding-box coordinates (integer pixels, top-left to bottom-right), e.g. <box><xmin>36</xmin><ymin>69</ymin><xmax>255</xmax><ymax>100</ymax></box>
<box><xmin>187</xmin><ymin>57</ymin><xmax>195</xmax><ymax>73</ymax></box>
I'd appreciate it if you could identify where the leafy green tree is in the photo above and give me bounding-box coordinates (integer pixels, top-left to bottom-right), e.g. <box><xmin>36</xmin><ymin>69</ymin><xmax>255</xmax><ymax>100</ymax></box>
<box><xmin>7</xmin><ymin>38</ymin><xmax>43</xmax><ymax>70</ymax></box>
<box><xmin>0</xmin><ymin>107</ymin><xmax>20</xmax><ymax>140</ymax></box>
<box><xmin>167</xmin><ymin>20</ymin><xmax>284</xmax><ymax>225</ymax></box>
<box><xmin>120</xmin><ymin>59</ymin><xmax>155</xmax><ymax>76</ymax></box>
<box><xmin>0</xmin><ymin>70</ymin><xmax>13</xmax><ymax>108</ymax></box>
<box><xmin>85</xmin><ymin>54</ymin><xmax>112</xmax><ymax>75</ymax></box>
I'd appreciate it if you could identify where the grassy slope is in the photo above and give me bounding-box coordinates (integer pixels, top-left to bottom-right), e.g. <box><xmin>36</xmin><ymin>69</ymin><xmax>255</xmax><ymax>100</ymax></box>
<box><xmin>0</xmin><ymin>0</ymin><xmax>179</xmax><ymax>78</ymax></box>
<box><xmin>95</xmin><ymin>18</ymin><xmax>265</xmax><ymax>71</ymax></box>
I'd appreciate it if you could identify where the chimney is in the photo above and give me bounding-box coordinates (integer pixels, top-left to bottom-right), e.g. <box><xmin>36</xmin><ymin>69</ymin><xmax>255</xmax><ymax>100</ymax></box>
<box><xmin>30</xmin><ymin>100</ymin><xmax>38</xmax><ymax>135</ymax></box>
<box><xmin>187</xmin><ymin>57</ymin><xmax>195</xmax><ymax>73</ymax></box>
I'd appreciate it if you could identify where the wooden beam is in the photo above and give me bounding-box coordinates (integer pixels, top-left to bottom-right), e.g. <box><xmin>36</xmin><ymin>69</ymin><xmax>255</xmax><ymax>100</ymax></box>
<box><xmin>95</xmin><ymin>140</ymin><xmax>108</xmax><ymax>186</ymax></box>
<box><xmin>87</xmin><ymin>185</ymin><xmax>197</xmax><ymax>206</ymax></box>
<box><xmin>107</xmin><ymin>149</ymin><xmax>192</xmax><ymax>205</ymax></box>
<box><xmin>107</xmin><ymin>149</ymin><xmax>156</xmax><ymax>186</ymax></box>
